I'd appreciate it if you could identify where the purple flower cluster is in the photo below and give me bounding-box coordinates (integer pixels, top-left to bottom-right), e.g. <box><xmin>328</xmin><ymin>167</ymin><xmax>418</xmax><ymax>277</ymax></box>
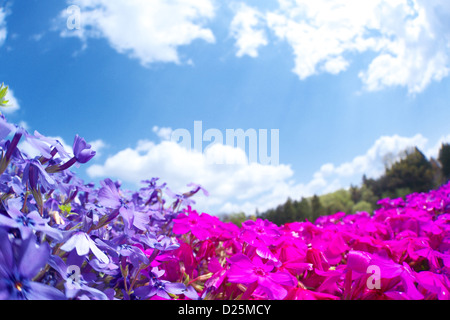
<box><xmin>0</xmin><ymin>115</ymin><xmax>199</xmax><ymax>300</ymax></box>
<box><xmin>0</xmin><ymin>113</ymin><xmax>449</xmax><ymax>300</ymax></box>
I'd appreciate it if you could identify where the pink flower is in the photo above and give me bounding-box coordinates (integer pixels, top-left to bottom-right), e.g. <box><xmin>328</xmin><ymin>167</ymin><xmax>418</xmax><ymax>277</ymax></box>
<box><xmin>240</xmin><ymin>219</ymin><xmax>281</xmax><ymax>245</ymax></box>
<box><xmin>306</xmin><ymin>248</ymin><xmax>330</xmax><ymax>272</ymax></box>
<box><xmin>346</xmin><ymin>250</ymin><xmax>424</xmax><ymax>300</ymax></box>
<box><xmin>172</xmin><ymin>207</ymin><xmax>211</xmax><ymax>240</ymax></box>
<box><xmin>226</xmin><ymin>253</ymin><xmax>296</xmax><ymax>300</ymax></box>
<box><xmin>416</xmin><ymin>271</ymin><xmax>450</xmax><ymax>300</ymax></box>
<box><xmin>285</xmin><ymin>287</ymin><xmax>339</xmax><ymax>300</ymax></box>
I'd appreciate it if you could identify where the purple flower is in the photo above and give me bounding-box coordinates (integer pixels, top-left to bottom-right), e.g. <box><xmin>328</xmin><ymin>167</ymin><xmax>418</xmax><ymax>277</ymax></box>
<box><xmin>0</xmin><ymin>230</ymin><xmax>66</xmax><ymax>300</ymax></box>
<box><xmin>32</xmin><ymin>131</ymin><xmax>71</xmax><ymax>160</ymax></box>
<box><xmin>95</xmin><ymin>237</ymin><xmax>149</xmax><ymax>267</ymax></box>
<box><xmin>22</xmin><ymin>131</ymin><xmax>53</xmax><ymax>159</ymax></box>
<box><xmin>4</xmin><ymin>130</ymin><xmax>22</xmax><ymax>161</ymax></box>
<box><xmin>98</xmin><ymin>178</ymin><xmax>149</xmax><ymax>231</ymax></box>
<box><xmin>134</xmin><ymin>272</ymin><xmax>186</xmax><ymax>300</ymax></box>
<box><xmin>134</xmin><ymin>267</ymin><xmax>187</xmax><ymax>300</ymax></box>
<box><xmin>165</xmin><ymin>187</ymin><xmax>195</xmax><ymax>208</ymax></box>
<box><xmin>50</xmin><ymin>135</ymin><xmax>96</xmax><ymax>172</ymax></box>
<box><xmin>0</xmin><ymin>128</ymin><xmax>23</xmax><ymax>175</ymax></box>
<box><xmin>182</xmin><ymin>285</ymin><xmax>209</xmax><ymax>300</ymax></box>
<box><xmin>185</xmin><ymin>183</ymin><xmax>209</xmax><ymax>197</ymax></box>
<box><xmin>60</xmin><ymin>231</ymin><xmax>109</xmax><ymax>264</ymax></box>
<box><xmin>22</xmin><ymin>158</ymin><xmax>57</xmax><ymax>191</ymax></box>
<box><xmin>0</xmin><ymin>199</ymin><xmax>63</xmax><ymax>241</ymax></box>
<box><xmin>140</xmin><ymin>233</ymin><xmax>180</xmax><ymax>251</ymax></box>
<box><xmin>72</xmin><ymin>135</ymin><xmax>96</xmax><ymax>164</ymax></box>
<box><xmin>147</xmin><ymin>266</ymin><xmax>166</xmax><ymax>283</ymax></box>
<box><xmin>0</xmin><ymin>116</ymin><xmax>15</xmax><ymax>140</ymax></box>
<box><xmin>48</xmin><ymin>255</ymin><xmax>108</xmax><ymax>300</ymax></box>
<box><xmin>98</xmin><ymin>178</ymin><xmax>122</xmax><ymax>209</ymax></box>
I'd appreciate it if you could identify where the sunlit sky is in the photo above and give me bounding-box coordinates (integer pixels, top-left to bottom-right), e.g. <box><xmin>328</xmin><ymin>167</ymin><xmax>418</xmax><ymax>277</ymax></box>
<box><xmin>1</xmin><ymin>0</ymin><xmax>450</xmax><ymax>215</ymax></box>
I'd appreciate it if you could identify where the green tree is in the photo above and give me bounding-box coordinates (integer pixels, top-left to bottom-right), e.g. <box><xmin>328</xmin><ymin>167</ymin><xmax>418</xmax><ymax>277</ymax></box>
<box><xmin>320</xmin><ymin>189</ymin><xmax>354</xmax><ymax>215</ymax></box>
<box><xmin>364</xmin><ymin>147</ymin><xmax>434</xmax><ymax>199</ymax></box>
<box><xmin>274</xmin><ymin>205</ymin><xmax>284</xmax><ymax>225</ymax></box>
<box><xmin>352</xmin><ymin>200</ymin><xmax>373</xmax><ymax>214</ymax></box>
<box><xmin>350</xmin><ymin>185</ymin><xmax>362</xmax><ymax>203</ymax></box>
<box><xmin>383</xmin><ymin>147</ymin><xmax>433</xmax><ymax>196</ymax></box>
<box><xmin>311</xmin><ymin>195</ymin><xmax>324</xmax><ymax>222</ymax></box>
<box><xmin>221</xmin><ymin>212</ymin><xmax>255</xmax><ymax>227</ymax></box>
<box><xmin>363</xmin><ymin>174</ymin><xmax>384</xmax><ymax>199</ymax></box>
<box><xmin>296</xmin><ymin>197</ymin><xmax>312</xmax><ymax>221</ymax></box>
<box><xmin>284</xmin><ymin>198</ymin><xmax>297</xmax><ymax>223</ymax></box>
<box><xmin>359</xmin><ymin>184</ymin><xmax>376</xmax><ymax>203</ymax></box>
<box><xmin>438</xmin><ymin>143</ymin><xmax>450</xmax><ymax>182</ymax></box>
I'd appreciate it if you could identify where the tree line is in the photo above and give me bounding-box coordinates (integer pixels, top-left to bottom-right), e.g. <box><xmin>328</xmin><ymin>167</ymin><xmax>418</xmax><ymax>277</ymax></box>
<box><xmin>221</xmin><ymin>143</ymin><xmax>450</xmax><ymax>226</ymax></box>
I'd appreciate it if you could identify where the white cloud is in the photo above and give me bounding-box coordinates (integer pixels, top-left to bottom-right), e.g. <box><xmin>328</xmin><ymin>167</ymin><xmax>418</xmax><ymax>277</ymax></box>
<box><xmin>55</xmin><ymin>1</ymin><xmax>450</xmax><ymax>92</ymax></box>
<box><xmin>322</xmin><ymin>56</ymin><xmax>350</xmax><ymax>75</ymax></box>
<box><xmin>30</xmin><ymin>33</ymin><xmax>45</xmax><ymax>42</ymax></box>
<box><xmin>425</xmin><ymin>134</ymin><xmax>450</xmax><ymax>160</ymax></box>
<box><xmin>312</xmin><ymin>134</ymin><xmax>429</xmax><ymax>190</ymax></box>
<box><xmin>88</xmin><ymin>139</ymin><xmax>107</xmax><ymax>157</ymax></box>
<box><xmin>86</xmin><ymin>126</ymin><xmax>445</xmax><ymax>216</ymax></box>
<box><xmin>59</xmin><ymin>0</ymin><xmax>216</xmax><ymax>65</ymax></box>
<box><xmin>87</xmin><ymin>138</ymin><xmax>294</xmax><ymax>215</ymax></box>
<box><xmin>359</xmin><ymin>0</ymin><xmax>450</xmax><ymax>93</ymax></box>
<box><xmin>231</xmin><ymin>0</ymin><xmax>450</xmax><ymax>93</ymax></box>
<box><xmin>18</xmin><ymin>121</ymin><xmax>29</xmax><ymax>131</ymax></box>
<box><xmin>0</xmin><ymin>7</ymin><xmax>7</xmax><ymax>46</ymax></box>
<box><xmin>230</xmin><ymin>3</ymin><xmax>268</xmax><ymax>58</ymax></box>
<box><xmin>152</xmin><ymin>126</ymin><xmax>173</xmax><ymax>141</ymax></box>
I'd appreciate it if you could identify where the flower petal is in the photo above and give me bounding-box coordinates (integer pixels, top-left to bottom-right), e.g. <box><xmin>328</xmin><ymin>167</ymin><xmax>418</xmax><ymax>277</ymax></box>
<box><xmin>28</xmin><ymin>282</ymin><xmax>66</xmax><ymax>300</ymax></box>
<box><xmin>18</xmin><ymin>238</ymin><xmax>50</xmax><ymax>279</ymax></box>
<box><xmin>88</xmin><ymin>236</ymin><xmax>109</xmax><ymax>264</ymax></box>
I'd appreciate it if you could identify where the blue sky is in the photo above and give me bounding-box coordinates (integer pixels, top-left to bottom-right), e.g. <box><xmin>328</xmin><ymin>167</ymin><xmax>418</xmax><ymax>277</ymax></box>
<box><xmin>1</xmin><ymin>0</ymin><xmax>450</xmax><ymax>215</ymax></box>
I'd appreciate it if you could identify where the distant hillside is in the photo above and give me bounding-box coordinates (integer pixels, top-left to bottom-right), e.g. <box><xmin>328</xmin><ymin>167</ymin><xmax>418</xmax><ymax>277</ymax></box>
<box><xmin>221</xmin><ymin>144</ymin><xmax>450</xmax><ymax>226</ymax></box>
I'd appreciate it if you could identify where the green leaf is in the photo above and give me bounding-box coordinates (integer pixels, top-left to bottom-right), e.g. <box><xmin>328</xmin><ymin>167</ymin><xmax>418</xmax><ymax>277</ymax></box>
<box><xmin>0</xmin><ymin>84</ymin><xmax>7</xmax><ymax>103</ymax></box>
<box><xmin>0</xmin><ymin>86</ymin><xmax>7</xmax><ymax>99</ymax></box>
<box><xmin>60</xmin><ymin>204</ymin><xmax>77</xmax><ymax>216</ymax></box>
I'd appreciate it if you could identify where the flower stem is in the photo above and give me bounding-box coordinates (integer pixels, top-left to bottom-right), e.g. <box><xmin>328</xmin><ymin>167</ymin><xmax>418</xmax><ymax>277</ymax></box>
<box><xmin>240</xmin><ymin>281</ymin><xmax>258</xmax><ymax>300</ymax></box>
<box><xmin>343</xmin><ymin>269</ymin><xmax>352</xmax><ymax>300</ymax></box>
